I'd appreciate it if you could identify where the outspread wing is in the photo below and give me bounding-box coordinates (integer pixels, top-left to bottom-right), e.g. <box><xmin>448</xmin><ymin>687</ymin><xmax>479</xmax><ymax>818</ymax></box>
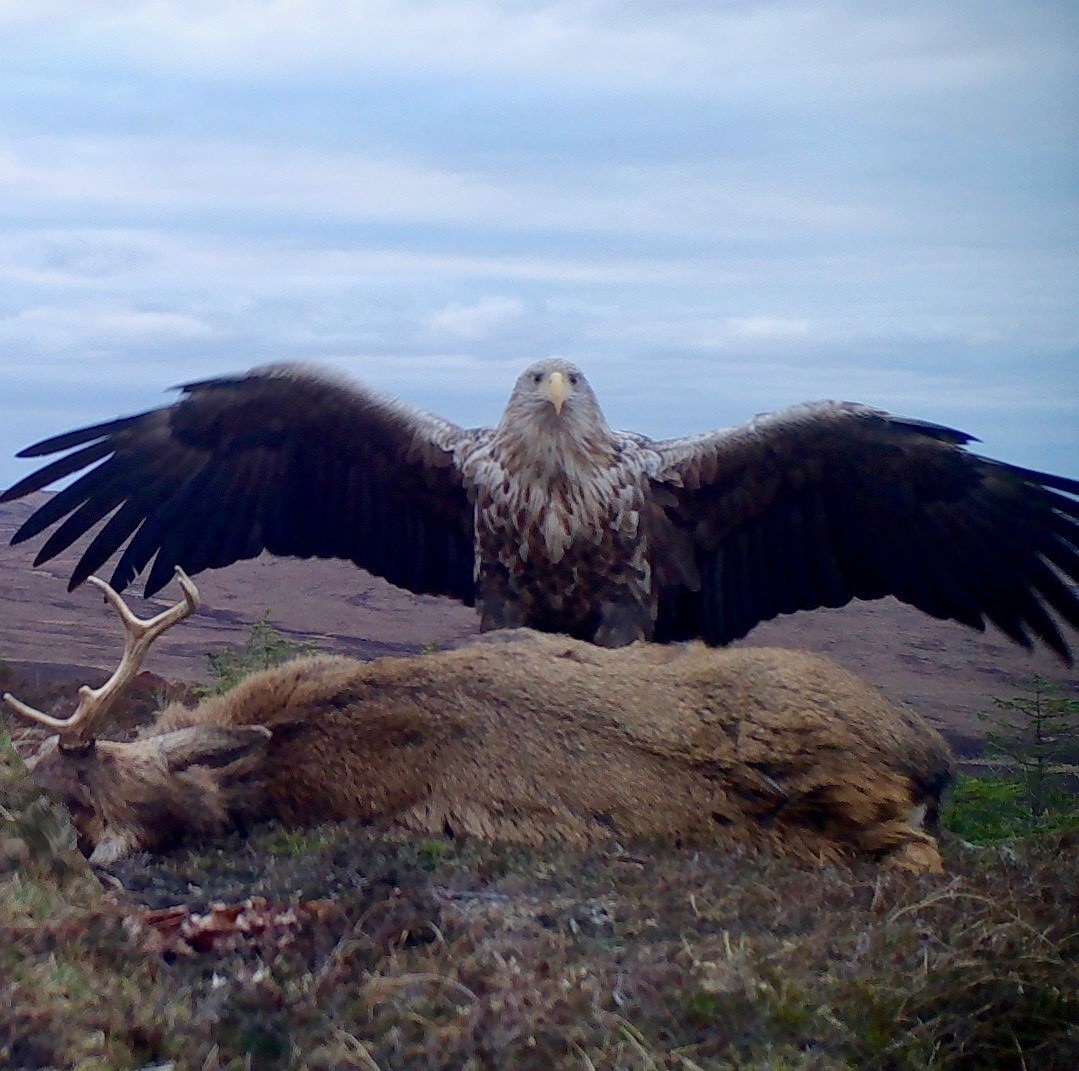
<box><xmin>1</xmin><ymin>364</ymin><xmax>479</xmax><ymax>600</ymax></box>
<box><xmin>649</xmin><ymin>402</ymin><xmax>1079</xmax><ymax>661</ymax></box>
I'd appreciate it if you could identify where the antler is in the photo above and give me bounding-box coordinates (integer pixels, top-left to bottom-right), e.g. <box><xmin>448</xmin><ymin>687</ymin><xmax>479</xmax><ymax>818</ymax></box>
<box><xmin>3</xmin><ymin>566</ymin><xmax>200</xmax><ymax>749</ymax></box>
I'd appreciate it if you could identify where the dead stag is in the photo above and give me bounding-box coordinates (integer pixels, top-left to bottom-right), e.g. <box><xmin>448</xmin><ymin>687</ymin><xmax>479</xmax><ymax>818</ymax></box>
<box><xmin>5</xmin><ymin>569</ymin><xmax>953</xmax><ymax>870</ymax></box>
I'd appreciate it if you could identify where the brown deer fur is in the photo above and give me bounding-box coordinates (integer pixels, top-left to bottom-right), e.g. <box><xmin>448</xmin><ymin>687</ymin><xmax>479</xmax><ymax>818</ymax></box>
<box><xmin>20</xmin><ymin>631</ymin><xmax>954</xmax><ymax>870</ymax></box>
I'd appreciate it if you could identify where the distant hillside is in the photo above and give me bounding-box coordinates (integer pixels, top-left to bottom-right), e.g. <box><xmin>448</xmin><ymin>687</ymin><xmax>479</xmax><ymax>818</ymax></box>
<box><xmin>1</xmin><ymin>493</ymin><xmax>1074</xmax><ymax>755</ymax></box>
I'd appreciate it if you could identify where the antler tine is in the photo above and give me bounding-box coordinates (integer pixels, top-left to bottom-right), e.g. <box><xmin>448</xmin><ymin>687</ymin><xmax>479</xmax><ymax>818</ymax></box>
<box><xmin>3</xmin><ymin>566</ymin><xmax>200</xmax><ymax>748</ymax></box>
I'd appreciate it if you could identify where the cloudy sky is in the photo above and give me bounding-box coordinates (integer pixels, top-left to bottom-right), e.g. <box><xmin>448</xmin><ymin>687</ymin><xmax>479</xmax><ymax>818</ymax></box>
<box><xmin>1</xmin><ymin>0</ymin><xmax>1076</xmax><ymax>491</ymax></box>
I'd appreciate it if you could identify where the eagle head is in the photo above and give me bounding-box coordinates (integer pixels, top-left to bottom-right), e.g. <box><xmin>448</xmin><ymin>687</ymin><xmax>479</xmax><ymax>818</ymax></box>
<box><xmin>495</xmin><ymin>358</ymin><xmax>619</xmax><ymax>491</ymax></box>
<box><xmin>503</xmin><ymin>358</ymin><xmax>607</xmax><ymax>433</ymax></box>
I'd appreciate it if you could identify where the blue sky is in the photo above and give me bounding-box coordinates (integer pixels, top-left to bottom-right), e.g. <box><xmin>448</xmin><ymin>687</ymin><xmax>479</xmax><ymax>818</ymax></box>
<box><xmin>1</xmin><ymin>0</ymin><xmax>1076</xmax><ymax>489</ymax></box>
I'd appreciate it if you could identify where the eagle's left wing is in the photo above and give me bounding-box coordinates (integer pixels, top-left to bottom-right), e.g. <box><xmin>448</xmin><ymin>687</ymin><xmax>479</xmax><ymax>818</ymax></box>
<box><xmin>1</xmin><ymin>364</ymin><xmax>482</xmax><ymax>601</ymax></box>
<box><xmin>648</xmin><ymin>401</ymin><xmax>1079</xmax><ymax>661</ymax></box>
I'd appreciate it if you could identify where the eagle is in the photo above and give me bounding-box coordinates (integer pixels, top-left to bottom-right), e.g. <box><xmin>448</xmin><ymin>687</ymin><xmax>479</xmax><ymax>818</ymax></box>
<box><xmin>3</xmin><ymin>358</ymin><xmax>1078</xmax><ymax>659</ymax></box>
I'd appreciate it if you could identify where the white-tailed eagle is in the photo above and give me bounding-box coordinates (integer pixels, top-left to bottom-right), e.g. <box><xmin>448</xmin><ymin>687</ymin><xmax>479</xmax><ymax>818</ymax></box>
<box><xmin>3</xmin><ymin>359</ymin><xmax>1078</xmax><ymax>659</ymax></box>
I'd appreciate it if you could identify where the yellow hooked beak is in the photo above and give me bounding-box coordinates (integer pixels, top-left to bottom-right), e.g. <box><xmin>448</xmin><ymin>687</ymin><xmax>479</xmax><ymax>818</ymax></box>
<box><xmin>541</xmin><ymin>370</ymin><xmax>569</xmax><ymax>414</ymax></box>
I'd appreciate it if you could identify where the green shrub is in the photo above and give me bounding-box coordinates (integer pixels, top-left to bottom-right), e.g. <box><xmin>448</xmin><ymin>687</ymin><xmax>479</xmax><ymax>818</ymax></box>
<box><xmin>943</xmin><ymin>677</ymin><xmax>1079</xmax><ymax>844</ymax></box>
<box><xmin>197</xmin><ymin>614</ymin><xmax>316</xmax><ymax>697</ymax></box>
<box><xmin>943</xmin><ymin>774</ymin><xmax>1079</xmax><ymax>843</ymax></box>
<box><xmin>979</xmin><ymin>675</ymin><xmax>1078</xmax><ymax>814</ymax></box>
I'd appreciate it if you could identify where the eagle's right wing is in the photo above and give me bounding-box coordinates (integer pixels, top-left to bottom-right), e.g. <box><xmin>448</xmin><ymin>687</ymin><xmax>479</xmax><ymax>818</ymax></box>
<box><xmin>648</xmin><ymin>401</ymin><xmax>1079</xmax><ymax>661</ymax></box>
<box><xmin>1</xmin><ymin>364</ymin><xmax>480</xmax><ymax>601</ymax></box>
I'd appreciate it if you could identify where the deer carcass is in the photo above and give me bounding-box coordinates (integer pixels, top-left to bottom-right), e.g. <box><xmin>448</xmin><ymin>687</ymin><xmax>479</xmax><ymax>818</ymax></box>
<box><xmin>5</xmin><ymin>569</ymin><xmax>953</xmax><ymax>870</ymax></box>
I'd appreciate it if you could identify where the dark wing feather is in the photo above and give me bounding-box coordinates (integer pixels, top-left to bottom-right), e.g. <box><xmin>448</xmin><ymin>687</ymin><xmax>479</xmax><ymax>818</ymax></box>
<box><xmin>1</xmin><ymin>363</ymin><xmax>479</xmax><ymax>601</ymax></box>
<box><xmin>650</xmin><ymin>402</ymin><xmax>1079</xmax><ymax>662</ymax></box>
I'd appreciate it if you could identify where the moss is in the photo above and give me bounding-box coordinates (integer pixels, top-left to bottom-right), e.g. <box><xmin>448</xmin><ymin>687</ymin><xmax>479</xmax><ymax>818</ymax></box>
<box><xmin>943</xmin><ymin>773</ymin><xmax>1079</xmax><ymax>843</ymax></box>
<box><xmin>260</xmin><ymin>823</ymin><xmax>341</xmax><ymax>858</ymax></box>
<box><xmin>417</xmin><ymin>837</ymin><xmax>452</xmax><ymax>869</ymax></box>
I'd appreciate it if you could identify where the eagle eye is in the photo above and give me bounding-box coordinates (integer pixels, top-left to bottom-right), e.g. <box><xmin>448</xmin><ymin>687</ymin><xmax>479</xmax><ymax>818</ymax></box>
<box><xmin>532</xmin><ymin>372</ymin><xmax>543</xmax><ymax>384</ymax></box>
<box><xmin>568</xmin><ymin>374</ymin><xmax>579</xmax><ymax>386</ymax></box>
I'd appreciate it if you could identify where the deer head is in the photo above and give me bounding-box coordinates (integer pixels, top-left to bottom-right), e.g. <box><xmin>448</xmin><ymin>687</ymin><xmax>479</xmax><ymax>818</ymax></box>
<box><xmin>4</xmin><ymin>568</ymin><xmax>270</xmax><ymax>863</ymax></box>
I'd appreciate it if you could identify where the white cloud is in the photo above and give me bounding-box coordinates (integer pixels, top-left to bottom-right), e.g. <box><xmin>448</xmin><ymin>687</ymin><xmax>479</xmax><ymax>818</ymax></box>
<box><xmin>2</xmin><ymin>134</ymin><xmax>898</xmax><ymax>248</ymax></box>
<box><xmin>0</xmin><ymin>302</ymin><xmax>214</xmax><ymax>350</ymax></box>
<box><xmin>725</xmin><ymin>317</ymin><xmax>813</xmax><ymax>342</ymax></box>
<box><xmin>429</xmin><ymin>296</ymin><xmax>525</xmax><ymax>341</ymax></box>
<box><xmin>4</xmin><ymin>0</ymin><xmax>1070</xmax><ymax>104</ymax></box>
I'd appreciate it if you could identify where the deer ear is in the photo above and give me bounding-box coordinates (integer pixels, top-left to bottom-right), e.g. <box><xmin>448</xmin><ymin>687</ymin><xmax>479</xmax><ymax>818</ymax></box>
<box><xmin>156</xmin><ymin>725</ymin><xmax>273</xmax><ymax>773</ymax></box>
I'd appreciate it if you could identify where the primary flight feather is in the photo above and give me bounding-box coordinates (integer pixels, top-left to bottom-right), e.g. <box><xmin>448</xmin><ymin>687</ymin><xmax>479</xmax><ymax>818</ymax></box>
<box><xmin>4</xmin><ymin>358</ymin><xmax>1078</xmax><ymax>659</ymax></box>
